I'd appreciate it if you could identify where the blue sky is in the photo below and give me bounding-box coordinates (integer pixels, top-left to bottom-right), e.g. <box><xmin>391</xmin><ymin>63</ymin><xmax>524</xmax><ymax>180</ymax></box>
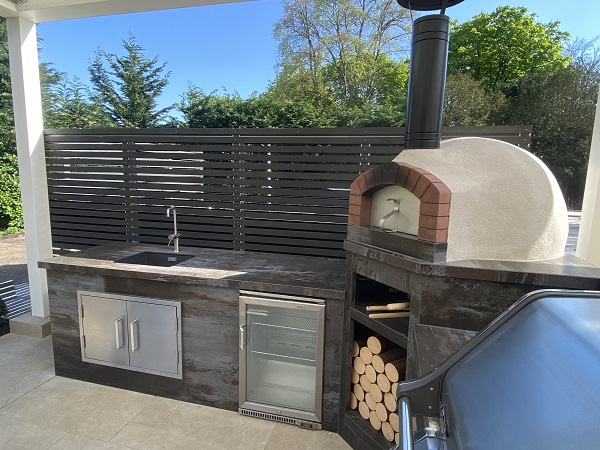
<box><xmin>37</xmin><ymin>0</ymin><xmax>599</xmax><ymax>109</ymax></box>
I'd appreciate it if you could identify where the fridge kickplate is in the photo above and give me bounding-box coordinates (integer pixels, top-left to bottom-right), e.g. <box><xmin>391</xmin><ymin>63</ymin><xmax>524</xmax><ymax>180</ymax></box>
<box><xmin>239</xmin><ymin>408</ymin><xmax>321</xmax><ymax>430</ymax></box>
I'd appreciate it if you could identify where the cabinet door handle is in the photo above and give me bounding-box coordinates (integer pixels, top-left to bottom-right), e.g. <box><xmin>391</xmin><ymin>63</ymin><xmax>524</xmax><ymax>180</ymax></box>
<box><xmin>239</xmin><ymin>324</ymin><xmax>246</xmax><ymax>350</ymax></box>
<box><xmin>115</xmin><ymin>317</ymin><xmax>124</xmax><ymax>349</ymax></box>
<box><xmin>130</xmin><ymin>319</ymin><xmax>139</xmax><ymax>352</ymax></box>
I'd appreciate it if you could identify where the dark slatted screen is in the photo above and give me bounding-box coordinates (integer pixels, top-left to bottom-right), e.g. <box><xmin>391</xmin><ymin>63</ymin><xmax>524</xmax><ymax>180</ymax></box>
<box><xmin>44</xmin><ymin>126</ymin><xmax>531</xmax><ymax>258</ymax></box>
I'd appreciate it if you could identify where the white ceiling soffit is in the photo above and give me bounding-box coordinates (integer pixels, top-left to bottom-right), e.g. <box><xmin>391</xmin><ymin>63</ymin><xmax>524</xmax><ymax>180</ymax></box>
<box><xmin>0</xmin><ymin>0</ymin><xmax>249</xmax><ymax>23</ymax></box>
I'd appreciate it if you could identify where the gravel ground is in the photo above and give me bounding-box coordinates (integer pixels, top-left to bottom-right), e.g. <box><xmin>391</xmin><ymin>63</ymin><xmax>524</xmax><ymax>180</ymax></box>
<box><xmin>0</xmin><ymin>233</ymin><xmax>28</xmax><ymax>285</ymax></box>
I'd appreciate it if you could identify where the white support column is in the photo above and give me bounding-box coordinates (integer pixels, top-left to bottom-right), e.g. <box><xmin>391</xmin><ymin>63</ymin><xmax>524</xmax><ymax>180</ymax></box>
<box><xmin>577</xmin><ymin>84</ymin><xmax>600</xmax><ymax>266</ymax></box>
<box><xmin>7</xmin><ymin>17</ymin><xmax>52</xmax><ymax>317</ymax></box>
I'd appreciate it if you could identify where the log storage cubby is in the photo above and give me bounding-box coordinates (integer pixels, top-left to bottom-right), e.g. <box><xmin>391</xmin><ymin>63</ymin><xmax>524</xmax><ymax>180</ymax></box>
<box><xmin>339</xmin><ymin>274</ymin><xmax>411</xmax><ymax>449</ymax></box>
<box><xmin>349</xmin><ymin>334</ymin><xmax>406</xmax><ymax>445</ymax></box>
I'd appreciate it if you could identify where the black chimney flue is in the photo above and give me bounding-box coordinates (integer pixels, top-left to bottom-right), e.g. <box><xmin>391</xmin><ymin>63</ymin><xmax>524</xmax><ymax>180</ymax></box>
<box><xmin>404</xmin><ymin>14</ymin><xmax>450</xmax><ymax>149</ymax></box>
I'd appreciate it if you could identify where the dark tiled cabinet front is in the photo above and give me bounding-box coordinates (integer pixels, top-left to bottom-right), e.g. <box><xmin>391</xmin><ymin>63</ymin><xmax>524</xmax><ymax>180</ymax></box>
<box><xmin>45</xmin><ymin>249</ymin><xmax>345</xmax><ymax>432</ymax></box>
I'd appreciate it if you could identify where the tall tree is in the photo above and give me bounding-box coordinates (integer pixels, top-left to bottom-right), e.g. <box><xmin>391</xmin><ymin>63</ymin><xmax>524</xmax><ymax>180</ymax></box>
<box><xmin>45</xmin><ymin>76</ymin><xmax>112</xmax><ymax>128</ymax></box>
<box><xmin>448</xmin><ymin>6</ymin><xmax>570</xmax><ymax>91</ymax></box>
<box><xmin>502</xmin><ymin>38</ymin><xmax>600</xmax><ymax>203</ymax></box>
<box><xmin>0</xmin><ymin>18</ymin><xmax>14</xmax><ymax>157</ymax></box>
<box><xmin>89</xmin><ymin>34</ymin><xmax>172</xmax><ymax>127</ymax></box>
<box><xmin>273</xmin><ymin>0</ymin><xmax>412</xmax><ymax>108</ymax></box>
<box><xmin>443</xmin><ymin>73</ymin><xmax>507</xmax><ymax>126</ymax></box>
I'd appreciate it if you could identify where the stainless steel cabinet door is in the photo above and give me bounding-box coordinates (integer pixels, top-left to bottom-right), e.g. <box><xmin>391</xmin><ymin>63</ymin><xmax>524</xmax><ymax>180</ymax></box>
<box><xmin>127</xmin><ymin>301</ymin><xmax>179</xmax><ymax>375</ymax></box>
<box><xmin>80</xmin><ymin>294</ymin><xmax>129</xmax><ymax>366</ymax></box>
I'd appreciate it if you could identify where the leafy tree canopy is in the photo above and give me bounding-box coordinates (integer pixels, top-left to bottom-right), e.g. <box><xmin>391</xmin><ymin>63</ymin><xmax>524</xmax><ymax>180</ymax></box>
<box><xmin>45</xmin><ymin>76</ymin><xmax>112</xmax><ymax>128</ymax></box>
<box><xmin>443</xmin><ymin>73</ymin><xmax>507</xmax><ymax>126</ymax></box>
<box><xmin>89</xmin><ymin>34</ymin><xmax>172</xmax><ymax>127</ymax></box>
<box><xmin>448</xmin><ymin>6</ymin><xmax>570</xmax><ymax>91</ymax></box>
<box><xmin>502</xmin><ymin>38</ymin><xmax>600</xmax><ymax>201</ymax></box>
<box><xmin>273</xmin><ymin>0</ymin><xmax>412</xmax><ymax>108</ymax></box>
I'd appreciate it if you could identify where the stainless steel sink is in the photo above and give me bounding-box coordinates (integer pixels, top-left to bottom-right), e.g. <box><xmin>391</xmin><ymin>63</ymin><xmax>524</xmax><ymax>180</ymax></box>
<box><xmin>116</xmin><ymin>252</ymin><xmax>194</xmax><ymax>267</ymax></box>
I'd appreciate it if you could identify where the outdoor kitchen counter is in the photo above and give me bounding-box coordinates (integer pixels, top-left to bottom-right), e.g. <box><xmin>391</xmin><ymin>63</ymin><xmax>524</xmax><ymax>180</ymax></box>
<box><xmin>39</xmin><ymin>243</ymin><xmax>346</xmax><ymax>432</ymax></box>
<box><xmin>38</xmin><ymin>242</ymin><xmax>346</xmax><ymax>299</ymax></box>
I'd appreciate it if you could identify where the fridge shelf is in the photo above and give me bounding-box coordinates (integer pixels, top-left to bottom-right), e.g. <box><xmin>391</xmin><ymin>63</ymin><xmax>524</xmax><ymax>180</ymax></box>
<box><xmin>252</xmin><ymin>321</ymin><xmax>317</xmax><ymax>335</ymax></box>
<box><xmin>251</xmin><ymin>336</ymin><xmax>317</xmax><ymax>363</ymax></box>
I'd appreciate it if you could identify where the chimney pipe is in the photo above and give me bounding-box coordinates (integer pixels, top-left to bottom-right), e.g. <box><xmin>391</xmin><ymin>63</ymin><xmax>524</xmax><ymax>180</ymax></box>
<box><xmin>404</xmin><ymin>14</ymin><xmax>450</xmax><ymax>149</ymax></box>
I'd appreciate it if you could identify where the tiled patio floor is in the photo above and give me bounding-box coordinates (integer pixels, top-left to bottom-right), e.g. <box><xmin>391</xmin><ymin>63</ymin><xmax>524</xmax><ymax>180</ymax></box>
<box><xmin>0</xmin><ymin>334</ymin><xmax>350</xmax><ymax>450</ymax></box>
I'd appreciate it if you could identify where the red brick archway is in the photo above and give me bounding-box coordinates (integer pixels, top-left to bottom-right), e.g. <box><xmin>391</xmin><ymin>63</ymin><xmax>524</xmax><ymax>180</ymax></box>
<box><xmin>348</xmin><ymin>162</ymin><xmax>451</xmax><ymax>242</ymax></box>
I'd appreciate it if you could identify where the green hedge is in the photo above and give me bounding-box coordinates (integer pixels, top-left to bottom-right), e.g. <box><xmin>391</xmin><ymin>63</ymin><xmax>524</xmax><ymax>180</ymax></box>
<box><xmin>0</xmin><ymin>154</ymin><xmax>23</xmax><ymax>231</ymax></box>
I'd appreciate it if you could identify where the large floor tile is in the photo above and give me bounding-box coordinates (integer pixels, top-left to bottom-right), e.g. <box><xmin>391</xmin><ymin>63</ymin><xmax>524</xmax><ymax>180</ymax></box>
<box><xmin>0</xmin><ymin>415</ymin><xmax>66</xmax><ymax>450</ymax></box>
<box><xmin>110</xmin><ymin>422</ymin><xmax>206</xmax><ymax>450</ymax></box>
<box><xmin>265</xmin><ymin>422</ymin><xmax>351</xmax><ymax>450</ymax></box>
<box><xmin>50</xmin><ymin>433</ymin><xmax>126</xmax><ymax>450</ymax></box>
<box><xmin>1</xmin><ymin>389</ymin><xmax>132</xmax><ymax>441</ymax></box>
<box><xmin>0</xmin><ymin>335</ymin><xmax>55</xmax><ymax>408</ymax></box>
<box><xmin>31</xmin><ymin>377</ymin><xmax>155</xmax><ymax>422</ymax></box>
<box><xmin>127</xmin><ymin>398</ymin><xmax>277</xmax><ymax>449</ymax></box>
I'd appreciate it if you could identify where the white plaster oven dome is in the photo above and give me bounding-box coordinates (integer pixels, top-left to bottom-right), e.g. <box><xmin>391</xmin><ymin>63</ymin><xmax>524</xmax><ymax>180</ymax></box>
<box><xmin>392</xmin><ymin>137</ymin><xmax>569</xmax><ymax>261</ymax></box>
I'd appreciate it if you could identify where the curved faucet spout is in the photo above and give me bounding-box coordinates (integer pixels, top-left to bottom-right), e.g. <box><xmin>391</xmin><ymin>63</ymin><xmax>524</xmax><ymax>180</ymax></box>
<box><xmin>166</xmin><ymin>206</ymin><xmax>180</xmax><ymax>252</ymax></box>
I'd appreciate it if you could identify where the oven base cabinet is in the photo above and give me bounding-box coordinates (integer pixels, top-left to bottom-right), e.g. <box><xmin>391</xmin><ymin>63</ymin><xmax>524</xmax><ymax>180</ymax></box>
<box><xmin>77</xmin><ymin>291</ymin><xmax>182</xmax><ymax>379</ymax></box>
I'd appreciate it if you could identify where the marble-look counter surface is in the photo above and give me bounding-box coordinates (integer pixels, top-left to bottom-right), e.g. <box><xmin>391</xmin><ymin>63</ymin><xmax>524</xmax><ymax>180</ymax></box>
<box><xmin>345</xmin><ymin>238</ymin><xmax>600</xmax><ymax>290</ymax></box>
<box><xmin>39</xmin><ymin>242</ymin><xmax>346</xmax><ymax>299</ymax></box>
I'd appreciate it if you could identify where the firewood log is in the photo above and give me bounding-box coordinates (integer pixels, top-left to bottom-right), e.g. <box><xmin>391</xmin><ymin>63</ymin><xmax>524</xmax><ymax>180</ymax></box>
<box><xmin>366</xmin><ymin>302</ymin><xmax>410</xmax><ymax>312</ymax></box>
<box><xmin>365</xmin><ymin>364</ymin><xmax>377</xmax><ymax>383</ymax></box>
<box><xmin>349</xmin><ymin>392</ymin><xmax>358</xmax><ymax>410</ymax></box>
<box><xmin>369</xmin><ymin>410</ymin><xmax>382</xmax><ymax>431</ymax></box>
<box><xmin>353</xmin><ymin>356</ymin><xmax>366</xmax><ymax>375</ymax></box>
<box><xmin>365</xmin><ymin>392</ymin><xmax>377</xmax><ymax>411</ymax></box>
<box><xmin>368</xmin><ymin>312</ymin><xmax>410</xmax><ymax>319</ymax></box>
<box><xmin>351</xmin><ymin>368</ymin><xmax>360</xmax><ymax>385</ymax></box>
<box><xmin>353</xmin><ymin>383</ymin><xmax>365</xmax><ymax>402</ymax></box>
<box><xmin>395</xmin><ymin>433</ymin><xmax>399</xmax><ymax>445</ymax></box>
<box><xmin>370</xmin><ymin>383</ymin><xmax>383</xmax><ymax>403</ymax></box>
<box><xmin>360</xmin><ymin>374</ymin><xmax>371</xmax><ymax>393</ymax></box>
<box><xmin>384</xmin><ymin>392</ymin><xmax>397</xmax><ymax>413</ymax></box>
<box><xmin>359</xmin><ymin>346</ymin><xmax>373</xmax><ymax>364</ymax></box>
<box><xmin>382</xmin><ymin>421</ymin><xmax>395</xmax><ymax>442</ymax></box>
<box><xmin>352</xmin><ymin>339</ymin><xmax>367</xmax><ymax>357</ymax></box>
<box><xmin>358</xmin><ymin>401</ymin><xmax>370</xmax><ymax>420</ymax></box>
<box><xmin>392</xmin><ymin>382</ymin><xmax>398</xmax><ymax>397</ymax></box>
<box><xmin>385</xmin><ymin>358</ymin><xmax>407</xmax><ymax>383</ymax></box>
<box><xmin>366</xmin><ymin>335</ymin><xmax>396</xmax><ymax>355</ymax></box>
<box><xmin>372</xmin><ymin>348</ymin><xmax>406</xmax><ymax>373</ymax></box>
<box><xmin>389</xmin><ymin>412</ymin><xmax>399</xmax><ymax>432</ymax></box>
<box><xmin>377</xmin><ymin>373</ymin><xmax>391</xmax><ymax>393</ymax></box>
<box><xmin>375</xmin><ymin>402</ymin><xmax>388</xmax><ymax>423</ymax></box>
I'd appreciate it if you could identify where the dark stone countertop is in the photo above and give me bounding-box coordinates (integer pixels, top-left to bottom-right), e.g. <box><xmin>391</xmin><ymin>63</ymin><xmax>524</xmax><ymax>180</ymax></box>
<box><xmin>345</xmin><ymin>239</ymin><xmax>600</xmax><ymax>290</ymax></box>
<box><xmin>38</xmin><ymin>243</ymin><xmax>346</xmax><ymax>300</ymax></box>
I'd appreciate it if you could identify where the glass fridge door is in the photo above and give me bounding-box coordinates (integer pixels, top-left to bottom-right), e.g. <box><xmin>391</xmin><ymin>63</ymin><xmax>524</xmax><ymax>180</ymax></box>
<box><xmin>239</xmin><ymin>292</ymin><xmax>325</xmax><ymax>424</ymax></box>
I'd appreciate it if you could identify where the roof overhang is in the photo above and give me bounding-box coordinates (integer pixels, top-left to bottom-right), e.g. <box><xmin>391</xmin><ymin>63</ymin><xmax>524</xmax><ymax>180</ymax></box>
<box><xmin>0</xmin><ymin>0</ymin><xmax>249</xmax><ymax>23</ymax></box>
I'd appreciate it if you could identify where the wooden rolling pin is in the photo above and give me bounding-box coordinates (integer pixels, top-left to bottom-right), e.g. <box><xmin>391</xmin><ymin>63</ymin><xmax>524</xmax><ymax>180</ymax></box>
<box><xmin>366</xmin><ymin>302</ymin><xmax>410</xmax><ymax>312</ymax></box>
<box><xmin>368</xmin><ymin>312</ymin><xmax>410</xmax><ymax>319</ymax></box>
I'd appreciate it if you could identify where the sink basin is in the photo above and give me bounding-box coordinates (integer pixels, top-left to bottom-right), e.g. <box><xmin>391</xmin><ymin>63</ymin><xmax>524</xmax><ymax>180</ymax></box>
<box><xmin>116</xmin><ymin>251</ymin><xmax>194</xmax><ymax>267</ymax></box>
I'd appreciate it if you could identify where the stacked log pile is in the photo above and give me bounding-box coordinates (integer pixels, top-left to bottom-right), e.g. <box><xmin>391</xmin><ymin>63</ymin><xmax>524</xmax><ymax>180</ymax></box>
<box><xmin>349</xmin><ymin>335</ymin><xmax>407</xmax><ymax>444</ymax></box>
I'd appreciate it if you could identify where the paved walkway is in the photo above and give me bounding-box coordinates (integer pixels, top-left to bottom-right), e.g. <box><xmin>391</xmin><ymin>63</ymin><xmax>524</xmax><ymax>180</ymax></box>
<box><xmin>0</xmin><ymin>334</ymin><xmax>350</xmax><ymax>450</ymax></box>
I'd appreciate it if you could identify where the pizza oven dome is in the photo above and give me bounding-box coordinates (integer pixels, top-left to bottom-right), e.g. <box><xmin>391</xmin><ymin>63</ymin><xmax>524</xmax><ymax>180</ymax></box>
<box><xmin>348</xmin><ymin>137</ymin><xmax>569</xmax><ymax>262</ymax></box>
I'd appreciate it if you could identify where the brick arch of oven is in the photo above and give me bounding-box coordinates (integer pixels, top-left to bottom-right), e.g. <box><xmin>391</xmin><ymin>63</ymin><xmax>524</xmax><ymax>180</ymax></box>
<box><xmin>348</xmin><ymin>162</ymin><xmax>452</xmax><ymax>243</ymax></box>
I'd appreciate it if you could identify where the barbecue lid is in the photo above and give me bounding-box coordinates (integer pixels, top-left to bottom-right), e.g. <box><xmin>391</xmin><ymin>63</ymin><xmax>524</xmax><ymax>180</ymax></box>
<box><xmin>396</xmin><ymin>0</ymin><xmax>464</xmax><ymax>11</ymax></box>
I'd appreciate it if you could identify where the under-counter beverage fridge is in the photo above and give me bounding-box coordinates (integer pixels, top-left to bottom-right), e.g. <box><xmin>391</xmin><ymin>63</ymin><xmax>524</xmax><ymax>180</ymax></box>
<box><xmin>238</xmin><ymin>290</ymin><xmax>325</xmax><ymax>428</ymax></box>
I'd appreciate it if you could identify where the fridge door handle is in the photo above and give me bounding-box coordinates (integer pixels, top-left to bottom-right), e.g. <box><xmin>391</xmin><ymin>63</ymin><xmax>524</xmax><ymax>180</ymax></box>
<box><xmin>239</xmin><ymin>324</ymin><xmax>246</xmax><ymax>350</ymax></box>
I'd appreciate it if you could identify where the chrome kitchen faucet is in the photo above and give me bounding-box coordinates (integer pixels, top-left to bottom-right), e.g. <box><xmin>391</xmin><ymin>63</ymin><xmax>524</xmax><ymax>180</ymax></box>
<box><xmin>166</xmin><ymin>206</ymin><xmax>181</xmax><ymax>252</ymax></box>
